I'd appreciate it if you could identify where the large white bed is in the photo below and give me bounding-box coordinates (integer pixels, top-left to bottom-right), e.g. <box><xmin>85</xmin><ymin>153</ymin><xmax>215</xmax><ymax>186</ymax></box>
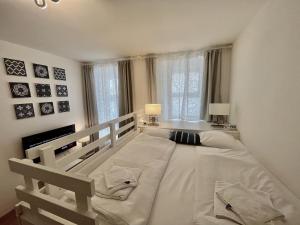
<box><xmin>8</xmin><ymin>113</ymin><xmax>300</xmax><ymax>225</ymax></box>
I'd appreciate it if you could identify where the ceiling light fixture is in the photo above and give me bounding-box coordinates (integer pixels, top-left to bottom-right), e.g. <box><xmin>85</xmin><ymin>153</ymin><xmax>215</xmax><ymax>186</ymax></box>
<box><xmin>34</xmin><ymin>0</ymin><xmax>61</xmax><ymax>9</ymax></box>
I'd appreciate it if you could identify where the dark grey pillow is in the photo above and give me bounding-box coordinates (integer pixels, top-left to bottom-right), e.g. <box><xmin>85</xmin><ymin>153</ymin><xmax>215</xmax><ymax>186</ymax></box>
<box><xmin>169</xmin><ymin>131</ymin><xmax>201</xmax><ymax>145</ymax></box>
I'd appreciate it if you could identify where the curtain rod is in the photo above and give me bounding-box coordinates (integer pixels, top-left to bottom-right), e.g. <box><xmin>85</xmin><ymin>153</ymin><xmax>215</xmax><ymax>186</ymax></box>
<box><xmin>81</xmin><ymin>44</ymin><xmax>232</xmax><ymax>65</ymax></box>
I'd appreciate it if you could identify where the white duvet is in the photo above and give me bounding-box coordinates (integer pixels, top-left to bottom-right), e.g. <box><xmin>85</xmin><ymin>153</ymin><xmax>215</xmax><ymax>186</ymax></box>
<box><xmin>66</xmin><ymin>133</ymin><xmax>176</xmax><ymax>225</ymax></box>
<box><xmin>193</xmin><ymin>147</ymin><xmax>300</xmax><ymax>225</ymax></box>
<box><xmin>63</xmin><ymin>134</ymin><xmax>300</xmax><ymax>225</ymax></box>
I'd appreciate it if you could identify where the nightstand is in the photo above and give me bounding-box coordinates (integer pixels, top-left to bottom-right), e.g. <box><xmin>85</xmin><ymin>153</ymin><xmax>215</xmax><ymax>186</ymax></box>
<box><xmin>138</xmin><ymin>123</ymin><xmax>152</xmax><ymax>132</ymax></box>
<box><xmin>138</xmin><ymin>121</ymin><xmax>240</xmax><ymax>140</ymax></box>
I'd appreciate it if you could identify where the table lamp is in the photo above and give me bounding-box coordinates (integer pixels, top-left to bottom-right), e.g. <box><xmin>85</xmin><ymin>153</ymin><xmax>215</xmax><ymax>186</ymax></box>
<box><xmin>145</xmin><ymin>104</ymin><xmax>161</xmax><ymax>126</ymax></box>
<box><xmin>209</xmin><ymin>103</ymin><xmax>230</xmax><ymax>127</ymax></box>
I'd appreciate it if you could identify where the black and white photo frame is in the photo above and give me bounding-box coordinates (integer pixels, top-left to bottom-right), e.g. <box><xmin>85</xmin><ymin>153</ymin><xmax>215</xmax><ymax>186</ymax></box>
<box><xmin>4</xmin><ymin>58</ymin><xmax>27</xmax><ymax>77</ymax></box>
<box><xmin>39</xmin><ymin>102</ymin><xmax>55</xmax><ymax>116</ymax></box>
<box><xmin>56</xmin><ymin>85</ymin><xmax>68</xmax><ymax>97</ymax></box>
<box><xmin>14</xmin><ymin>103</ymin><xmax>35</xmax><ymax>119</ymax></box>
<box><xmin>54</xmin><ymin>67</ymin><xmax>66</xmax><ymax>81</ymax></box>
<box><xmin>58</xmin><ymin>101</ymin><xmax>70</xmax><ymax>113</ymax></box>
<box><xmin>35</xmin><ymin>83</ymin><xmax>51</xmax><ymax>97</ymax></box>
<box><xmin>9</xmin><ymin>82</ymin><xmax>31</xmax><ymax>98</ymax></box>
<box><xmin>33</xmin><ymin>63</ymin><xmax>49</xmax><ymax>79</ymax></box>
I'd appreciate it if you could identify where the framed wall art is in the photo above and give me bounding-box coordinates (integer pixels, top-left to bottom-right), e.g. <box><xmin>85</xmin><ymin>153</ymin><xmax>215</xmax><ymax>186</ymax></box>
<box><xmin>56</xmin><ymin>85</ymin><xmax>68</xmax><ymax>97</ymax></box>
<box><xmin>58</xmin><ymin>101</ymin><xmax>70</xmax><ymax>113</ymax></box>
<box><xmin>35</xmin><ymin>84</ymin><xmax>51</xmax><ymax>97</ymax></box>
<box><xmin>9</xmin><ymin>82</ymin><xmax>31</xmax><ymax>98</ymax></box>
<box><xmin>54</xmin><ymin>67</ymin><xmax>66</xmax><ymax>81</ymax></box>
<box><xmin>4</xmin><ymin>58</ymin><xmax>27</xmax><ymax>77</ymax></box>
<box><xmin>14</xmin><ymin>103</ymin><xmax>35</xmax><ymax>119</ymax></box>
<box><xmin>33</xmin><ymin>63</ymin><xmax>49</xmax><ymax>79</ymax></box>
<box><xmin>39</xmin><ymin>102</ymin><xmax>55</xmax><ymax>116</ymax></box>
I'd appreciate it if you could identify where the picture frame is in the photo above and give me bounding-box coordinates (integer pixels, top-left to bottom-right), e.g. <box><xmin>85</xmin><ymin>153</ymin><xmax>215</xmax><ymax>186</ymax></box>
<box><xmin>14</xmin><ymin>103</ymin><xmax>35</xmax><ymax>119</ymax></box>
<box><xmin>35</xmin><ymin>83</ymin><xmax>51</xmax><ymax>97</ymax></box>
<box><xmin>33</xmin><ymin>63</ymin><xmax>49</xmax><ymax>79</ymax></box>
<box><xmin>9</xmin><ymin>82</ymin><xmax>31</xmax><ymax>98</ymax></box>
<box><xmin>58</xmin><ymin>101</ymin><xmax>70</xmax><ymax>113</ymax></box>
<box><xmin>39</xmin><ymin>102</ymin><xmax>55</xmax><ymax>116</ymax></box>
<box><xmin>4</xmin><ymin>58</ymin><xmax>27</xmax><ymax>77</ymax></box>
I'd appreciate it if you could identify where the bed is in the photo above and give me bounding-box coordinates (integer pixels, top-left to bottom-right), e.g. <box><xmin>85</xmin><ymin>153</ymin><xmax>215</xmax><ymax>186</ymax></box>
<box><xmin>8</xmin><ymin>113</ymin><xmax>300</xmax><ymax>225</ymax></box>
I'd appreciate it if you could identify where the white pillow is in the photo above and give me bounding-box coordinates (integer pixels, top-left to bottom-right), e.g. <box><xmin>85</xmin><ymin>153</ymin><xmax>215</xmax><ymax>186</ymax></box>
<box><xmin>200</xmin><ymin>130</ymin><xmax>237</xmax><ymax>149</ymax></box>
<box><xmin>142</xmin><ymin>127</ymin><xmax>170</xmax><ymax>139</ymax></box>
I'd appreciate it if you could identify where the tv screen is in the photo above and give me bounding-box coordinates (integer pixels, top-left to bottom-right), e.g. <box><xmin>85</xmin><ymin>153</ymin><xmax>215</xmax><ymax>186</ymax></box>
<box><xmin>22</xmin><ymin>124</ymin><xmax>76</xmax><ymax>163</ymax></box>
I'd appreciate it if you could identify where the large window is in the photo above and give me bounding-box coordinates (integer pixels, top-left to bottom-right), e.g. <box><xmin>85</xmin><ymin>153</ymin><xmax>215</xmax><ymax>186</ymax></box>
<box><xmin>93</xmin><ymin>63</ymin><xmax>119</xmax><ymax>135</ymax></box>
<box><xmin>156</xmin><ymin>53</ymin><xmax>204</xmax><ymax>121</ymax></box>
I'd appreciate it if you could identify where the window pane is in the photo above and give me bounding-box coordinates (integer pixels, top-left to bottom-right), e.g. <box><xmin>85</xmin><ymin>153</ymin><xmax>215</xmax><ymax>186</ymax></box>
<box><xmin>156</xmin><ymin>54</ymin><xmax>204</xmax><ymax>121</ymax></box>
<box><xmin>93</xmin><ymin>63</ymin><xmax>119</xmax><ymax>136</ymax></box>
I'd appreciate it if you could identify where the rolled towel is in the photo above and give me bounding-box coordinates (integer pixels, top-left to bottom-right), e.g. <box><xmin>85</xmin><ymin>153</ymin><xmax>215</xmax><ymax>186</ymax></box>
<box><xmin>216</xmin><ymin>182</ymin><xmax>284</xmax><ymax>225</ymax></box>
<box><xmin>104</xmin><ymin>165</ymin><xmax>142</xmax><ymax>190</ymax></box>
<box><xmin>214</xmin><ymin>181</ymin><xmax>244</xmax><ymax>225</ymax></box>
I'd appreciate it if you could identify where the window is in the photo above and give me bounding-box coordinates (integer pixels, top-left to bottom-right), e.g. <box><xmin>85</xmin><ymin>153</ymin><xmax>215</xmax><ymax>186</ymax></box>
<box><xmin>156</xmin><ymin>53</ymin><xmax>204</xmax><ymax>121</ymax></box>
<box><xmin>93</xmin><ymin>63</ymin><xmax>119</xmax><ymax>136</ymax></box>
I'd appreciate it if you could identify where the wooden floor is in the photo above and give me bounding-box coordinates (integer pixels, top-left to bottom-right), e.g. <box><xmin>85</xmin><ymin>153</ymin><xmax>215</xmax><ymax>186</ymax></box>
<box><xmin>0</xmin><ymin>210</ymin><xmax>18</xmax><ymax>225</ymax></box>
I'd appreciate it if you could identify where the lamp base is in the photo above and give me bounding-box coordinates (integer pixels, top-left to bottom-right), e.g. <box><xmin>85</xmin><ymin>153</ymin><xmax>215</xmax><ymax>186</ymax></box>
<box><xmin>148</xmin><ymin>115</ymin><xmax>159</xmax><ymax>126</ymax></box>
<box><xmin>210</xmin><ymin>115</ymin><xmax>229</xmax><ymax>124</ymax></box>
<box><xmin>148</xmin><ymin>122</ymin><xmax>159</xmax><ymax>126</ymax></box>
<box><xmin>210</xmin><ymin>123</ymin><xmax>226</xmax><ymax>128</ymax></box>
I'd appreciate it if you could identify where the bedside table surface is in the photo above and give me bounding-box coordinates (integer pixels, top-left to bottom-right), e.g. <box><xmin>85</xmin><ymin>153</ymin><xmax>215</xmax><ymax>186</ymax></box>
<box><xmin>138</xmin><ymin>120</ymin><xmax>239</xmax><ymax>139</ymax></box>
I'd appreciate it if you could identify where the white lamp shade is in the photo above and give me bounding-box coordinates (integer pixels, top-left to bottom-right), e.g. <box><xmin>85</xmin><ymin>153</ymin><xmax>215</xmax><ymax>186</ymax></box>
<box><xmin>145</xmin><ymin>104</ymin><xmax>161</xmax><ymax>115</ymax></box>
<box><xmin>209</xmin><ymin>103</ymin><xmax>230</xmax><ymax>115</ymax></box>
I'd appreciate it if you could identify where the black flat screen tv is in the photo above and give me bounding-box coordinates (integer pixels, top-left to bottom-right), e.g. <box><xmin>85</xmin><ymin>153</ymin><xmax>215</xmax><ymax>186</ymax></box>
<box><xmin>22</xmin><ymin>124</ymin><xmax>76</xmax><ymax>163</ymax></box>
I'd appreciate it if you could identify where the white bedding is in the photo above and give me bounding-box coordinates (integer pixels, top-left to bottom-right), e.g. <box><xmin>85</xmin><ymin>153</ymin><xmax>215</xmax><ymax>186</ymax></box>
<box><xmin>64</xmin><ymin>136</ymin><xmax>300</xmax><ymax>225</ymax></box>
<box><xmin>193</xmin><ymin>147</ymin><xmax>300</xmax><ymax>225</ymax></box>
<box><xmin>149</xmin><ymin>144</ymin><xmax>300</xmax><ymax>225</ymax></box>
<box><xmin>65</xmin><ymin>133</ymin><xmax>176</xmax><ymax>225</ymax></box>
<box><xmin>148</xmin><ymin>144</ymin><xmax>197</xmax><ymax>225</ymax></box>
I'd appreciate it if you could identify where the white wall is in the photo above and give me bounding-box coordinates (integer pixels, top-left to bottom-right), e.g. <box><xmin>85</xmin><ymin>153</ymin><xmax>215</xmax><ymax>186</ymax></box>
<box><xmin>230</xmin><ymin>0</ymin><xmax>300</xmax><ymax>197</ymax></box>
<box><xmin>0</xmin><ymin>40</ymin><xmax>85</xmax><ymax>216</ymax></box>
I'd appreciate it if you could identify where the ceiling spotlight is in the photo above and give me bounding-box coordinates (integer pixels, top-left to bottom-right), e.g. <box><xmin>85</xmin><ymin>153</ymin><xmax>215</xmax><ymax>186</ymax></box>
<box><xmin>34</xmin><ymin>0</ymin><xmax>61</xmax><ymax>9</ymax></box>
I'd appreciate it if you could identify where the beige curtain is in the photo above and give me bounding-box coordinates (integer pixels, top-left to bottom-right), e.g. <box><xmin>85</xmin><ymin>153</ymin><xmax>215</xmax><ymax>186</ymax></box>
<box><xmin>118</xmin><ymin>60</ymin><xmax>134</xmax><ymax>136</ymax></box>
<box><xmin>146</xmin><ymin>56</ymin><xmax>157</xmax><ymax>103</ymax></box>
<box><xmin>82</xmin><ymin>64</ymin><xmax>99</xmax><ymax>141</ymax></box>
<box><xmin>201</xmin><ymin>48</ymin><xmax>232</xmax><ymax>121</ymax></box>
<box><xmin>118</xmin><ymin>60</ymin><xmax>134</xmax><ymax>115</ymax></box>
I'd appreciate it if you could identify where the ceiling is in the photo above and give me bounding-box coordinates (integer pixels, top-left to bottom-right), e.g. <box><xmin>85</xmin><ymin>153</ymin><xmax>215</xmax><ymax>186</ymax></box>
<box><xmin>0</xmin><ymin>0</ymin><xmax>267</xmax><ymax>62</ymax></box>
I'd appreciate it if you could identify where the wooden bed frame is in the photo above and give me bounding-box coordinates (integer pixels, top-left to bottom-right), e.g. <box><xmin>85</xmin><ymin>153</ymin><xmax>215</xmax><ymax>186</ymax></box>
<box><xmin>9</xmin><ymin>112</ymin><xmax>138</xmax><ymax>225</ymax></box>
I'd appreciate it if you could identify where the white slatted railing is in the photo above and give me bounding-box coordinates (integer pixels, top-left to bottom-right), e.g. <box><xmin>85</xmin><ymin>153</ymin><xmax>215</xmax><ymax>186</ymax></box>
<box><xmin>9</xmin><ymin>158</ymin><xmax>97</xmax><ymax>225</ymax></box>
<box><xmin>8</xmin><ymin>113</ymin><xmax>138</xmax><ymax>225</ymax></box>
<box><xmin>26</xmin><ymin>112</ymin><xmax>137</xmax><ymax>169</ymax></box>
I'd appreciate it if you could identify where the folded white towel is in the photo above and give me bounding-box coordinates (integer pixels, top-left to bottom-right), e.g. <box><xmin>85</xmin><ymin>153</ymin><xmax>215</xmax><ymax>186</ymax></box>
<box><xmin>90</xmin><ymin>166</ymin><xmax>142</xmax><ymax>201</ymax></box>
<box><xmin>104</xmin><ymin>165</ymin><xmax>142</xmax><ymax>190</ymax></box>
<box><xmin>216</xmin><ymin>182</ymin><xmax>284</xmax><ymax>225</ymax></box>
<box><xmin>95</xmin><ymin>173</ymin><xmax>135</xmax><ymax>201</ymax></box>
<box><xmin>64</xmin><ymin>178</ymin><xmax>134</xmax><ymax>202</ymax></box>
<box><xmin>214</xmin><ymin>181</ymin><xmax>244</xmax><ymax>225</ymax></box>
